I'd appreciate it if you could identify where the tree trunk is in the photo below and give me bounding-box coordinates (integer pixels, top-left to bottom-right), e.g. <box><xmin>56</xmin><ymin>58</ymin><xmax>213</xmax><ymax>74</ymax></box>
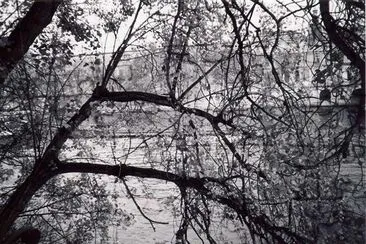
<box><xmin>0</xmin><ymin>0</ymin><xmax>62</xmax><ymax>85</ymax></box>
<box><xmin>0</xmin><ymin>166</ymin><xmax>55</xmax><ymax>242</ymax></box>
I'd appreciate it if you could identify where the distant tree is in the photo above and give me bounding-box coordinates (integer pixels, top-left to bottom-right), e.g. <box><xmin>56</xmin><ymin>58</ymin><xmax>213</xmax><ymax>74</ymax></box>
<box><xmin>0</xmin><ymin>0</ymin><xmax>364</xmax><ymax>243</ymax></box>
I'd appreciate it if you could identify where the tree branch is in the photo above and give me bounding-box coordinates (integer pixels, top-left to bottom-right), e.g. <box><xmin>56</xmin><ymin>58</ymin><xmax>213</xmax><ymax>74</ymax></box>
<box><xmin>0</xmin><ymin>0</ymin><xmax>62</xmax><ymax>85</ymax></box>
<box><xmin>121</xmin><ymin>177</ymin><xmax>168</xmax><ymax>230</ymax></box>
<box><xmin>57</xmin><ymin>162</ymin><xmax>307</xmax><ymax>243</ymax></box>
<box><xmin>93</xmin><ymin>90</ymin><xmax>229</xmax><ymax>125</ymax></box>
<box><xmin>319</xmin><ymin>0</ymin><xmax>365</xmax><ymax>89</ymax></box>
<box><xmin>57</xmin><ymin>162</ymin><xmax>207</xmax><ymax>190</ymax></box>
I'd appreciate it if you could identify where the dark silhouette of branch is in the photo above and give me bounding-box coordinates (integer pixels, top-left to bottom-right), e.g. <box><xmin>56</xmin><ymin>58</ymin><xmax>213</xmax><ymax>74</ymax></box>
<box><xmin>56</xmin><ymin>162</ymin><xmax>309</xmax><ymax>243</ymax></box>
<box><xmin>0</xmin><ymin>0</ymin><xmax>62</xmax><ymax>85</ymax></box>
<box><xmin>319</xmin><ymin>0</ymin><xmax>365</xmax><ymax>89</ymax></box>
<box><xmin>3</xmin><ymin>227</ymin><xmax>41</xmax><ymax>244</ymax></box>
<box><xmin>121</xmin><ymin>177</ymin><xmax>169</xmax><ymax>230</ymax></box>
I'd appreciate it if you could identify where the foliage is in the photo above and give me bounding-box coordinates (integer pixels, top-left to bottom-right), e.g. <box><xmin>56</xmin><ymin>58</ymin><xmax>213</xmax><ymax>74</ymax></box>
<box><xmin>0</xmin><ymin>0</ymin><xmax>364</xmax><ymax>243</ymax></box>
